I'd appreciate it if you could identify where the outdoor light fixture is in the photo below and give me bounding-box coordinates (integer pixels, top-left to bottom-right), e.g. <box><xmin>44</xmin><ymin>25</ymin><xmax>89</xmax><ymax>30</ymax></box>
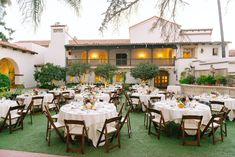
<box><xmin>200</xmin><ymin>48</ymin><xmax>204</xmax><ymax>53</ymax></box>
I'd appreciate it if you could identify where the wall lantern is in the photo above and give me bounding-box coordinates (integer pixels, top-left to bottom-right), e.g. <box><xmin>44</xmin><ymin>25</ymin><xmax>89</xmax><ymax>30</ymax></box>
<box><xmin>200</xmin><ymin>48</ymin><xmax>204</xmax><ymax>53</ymax></box>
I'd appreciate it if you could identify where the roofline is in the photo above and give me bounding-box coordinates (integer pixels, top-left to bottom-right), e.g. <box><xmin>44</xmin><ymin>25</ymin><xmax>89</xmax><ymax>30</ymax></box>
<box><xmin>180</xmin><ymin>28</ymin><xmax>213</xmax><ymax>32</ymax></box>
<box><xmin>66</xmin><ymin>41</ymin><xmax>231</xmax><ymax>47</ymax></box>
<box><xmin>129</xmin><ymin>16</ymin><xmax>181</xmax><ymax>29</ymax></box>
<box><xmin>0</xmin><ymin>41</ymin><xmax>38</xmax><ymax>55</ymax></box>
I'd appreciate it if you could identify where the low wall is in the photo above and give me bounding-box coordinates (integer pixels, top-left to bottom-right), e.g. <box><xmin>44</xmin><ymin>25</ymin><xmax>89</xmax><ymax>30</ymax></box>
<box><xmin>180</xmin><ymin>84</ymin><xmax>235</xmax><ymax>98</ymax></box>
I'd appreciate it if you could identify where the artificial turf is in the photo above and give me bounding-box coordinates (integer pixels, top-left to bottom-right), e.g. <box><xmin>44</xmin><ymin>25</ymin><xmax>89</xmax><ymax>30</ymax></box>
<box><xmin>0</xmin><ymin>110</ymin><xmax>235</xmax><ymax>157</ymax></box>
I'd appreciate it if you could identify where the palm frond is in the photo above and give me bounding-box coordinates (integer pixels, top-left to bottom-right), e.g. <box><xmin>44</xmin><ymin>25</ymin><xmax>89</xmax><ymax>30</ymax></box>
<box><xmin>17</xmin><ymin>0</ymin><xmax>44</xmax><ymax>28</ymax></box>
<box><xmin>60</xmin><ymin>0</ymin><xmax>82</xmax><ymax>15</ymax></box>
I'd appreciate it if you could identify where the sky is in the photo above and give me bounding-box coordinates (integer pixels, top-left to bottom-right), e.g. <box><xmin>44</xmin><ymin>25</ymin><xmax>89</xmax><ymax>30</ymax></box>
<box><xmin>4</xmin><ymin>0</ymin><xmax>235</xmax><ymax>49</ymax></box>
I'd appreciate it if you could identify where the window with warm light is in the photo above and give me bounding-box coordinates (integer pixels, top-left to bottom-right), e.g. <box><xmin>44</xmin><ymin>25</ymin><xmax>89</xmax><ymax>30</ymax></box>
<box><xmin>182</xmin><ymin>48</ymin><xmax>194</xmax><ymax>58</ymax></box>
<box><xmin>115</xmin><ymin>73</ymin><xmax>123</xmax><ymax>82</ymax></box>
<box><xmin>95</xmin><ymin>75</ymin><xmax>103</xmax><ymax>82</ymax></box>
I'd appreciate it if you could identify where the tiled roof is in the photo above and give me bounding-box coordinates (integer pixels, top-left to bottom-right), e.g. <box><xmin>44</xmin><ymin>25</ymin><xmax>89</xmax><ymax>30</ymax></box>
<box><xmin>16</xmin><ymin>39</ymin><xmax>130</xmax><ymax>47</ymax></box>
<box><xmin>69</xmin><ymin>39</ymin><xmax>130</xmax><ymax>45</ymax></box>
<box><xmin>15</xmin><ymin>40</ymin><xmax>50</xmax><ymax>47</ymax></box>
<box><xmin>0</xmin><ymin>40</ymin><xmax>37</xmax><ymax>54</ymax></box>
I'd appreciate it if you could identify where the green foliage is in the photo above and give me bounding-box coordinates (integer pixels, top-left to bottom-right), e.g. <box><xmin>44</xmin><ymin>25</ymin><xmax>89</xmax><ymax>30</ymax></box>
<box><xmin>215</xmin><ymin>75</ymin><xmax>227</xmax><ymax>85</ymax></box>
<box><xmin>34</xmin><ymin>63</ymin><xmax>66</xmax><ymax>89</ymax></box>
<box><xmin>67</xmin><ymin>63</ymin><xmax>90</xmax><ymax>77</ymax></box>
<box><xmin>94</xmin><ymin>64</ymin><xmax>117</xmax><ymax>83</ymax></box>
<box><xmin>196</xmin><ymin>75</ymin><xmax>207</xmax><ymax>85</ymax></box>
<box><xmin>0</xmin><ymin>73</ymin><xmax>10</xmax><ymax>92</ymax></box>
<box><xmin>131</xmin><ymin>63</ymin><xmax>159</xmax><ymax>81</ymax></box>
<box><xmin>179</xmin><ymin>75</ymin><xmax>195</xmax><ymax>84</ymax></box>
<box><xmin>196</xmin><ymin>75</ymin><xmax>216</xmax><ymax>85</ymax></box>
<box><xmin>0</xmin><ymin>87</ymin><xmax>24</xmax><ymax>100</ymax></box>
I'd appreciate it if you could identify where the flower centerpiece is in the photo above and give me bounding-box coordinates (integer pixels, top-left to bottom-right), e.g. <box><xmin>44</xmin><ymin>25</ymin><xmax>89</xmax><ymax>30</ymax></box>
<box><xmin>211</xmin><ymin>91</ymin><xmax>220</xmax><ymax>98</ymax></box>
<box><xmin>82</xmin><ymin>92</ymin><xmax>96</xmax><ymax>110</ymax></box>
<box><xmin>33</xmin><ymin>88</ymin><xmax>39</xmax><ymax>95</ymax></box>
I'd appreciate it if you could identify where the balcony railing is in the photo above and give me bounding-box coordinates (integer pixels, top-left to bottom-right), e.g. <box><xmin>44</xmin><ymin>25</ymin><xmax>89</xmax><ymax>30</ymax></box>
<box><xmin>66</xmin><ymin>58</ymin><xmax>175</xmax><ymax>66</ymax></box>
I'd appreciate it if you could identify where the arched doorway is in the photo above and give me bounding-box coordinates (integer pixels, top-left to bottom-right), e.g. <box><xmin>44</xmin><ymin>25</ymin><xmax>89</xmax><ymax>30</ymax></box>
<box><xmin>0</xmin><ymin>58</ymin><xmax>19</xmax><ymax>87</ymax></box>
<box><xmin>154</xmin><ymin>70</ymin><xmax>169</xmax><ymax>89</ymax></box>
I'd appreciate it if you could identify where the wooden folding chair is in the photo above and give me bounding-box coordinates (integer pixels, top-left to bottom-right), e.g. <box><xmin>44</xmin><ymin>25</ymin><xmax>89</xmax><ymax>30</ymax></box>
<box><xmin>96</xmin><ymin>116</ymin><xmax>122</xmax><ymax>153</ymax></box>
<box><xmin>109</xmin><ymin>93</ymin><xmax>120</xmax><ymax>107</ymax></box>
<box><xmin>150</xmin><ymin>96</ymin><xmax>162</xmax><ymax>103</ymax></box>
<box><xmin>180</xmin><ymin>115</ymin><xmax>203</xmax><ymax>146</ymax></box>
<box><xmin>220</xmin><ymin>107</ymin><xmax>231</xmax><ymax>137</ymax></box>
<box><xmin>31</xmin><ymin>96</ymin><xmax>44</xmax><ymax>114</ymax></box>
<box><xmin>129</xmin><ymin>95</ymin><xmax>142</xmax><ymax>111</ymax></box>
<box><xmin>61</xmin><ymin>91</ymin><xmax>74</xmax><ymax>104</ymax></box>
<box><xmin>118</xmin><ymin>103</ymin><xmax>125</xmax><ymax>117</ymax></box>
<box><xmin>64</xmin><ymin>119</ymin><xmax>89</xmax><ymax>154</ymax></box>
<box><xmin>143</xmin><ymin>102</ymin><xmax>150</xmax><ymax>129</ymax></box>
<box><xmin>201</xmin><ymin>112</ymin><xmax>224</xmax><ymax>144</ymax></box>
<box><xmin>43</xmin><ymin>105</ymin><xmax>65</xmax><ymax>146</ymax></box>
<box><xmin>119</xmin><ymin>107</ymin><xmax>132</xmax><ymax>138</ymax></box>
<box><xmin>148</xmin><ymin>108</ymin><xmax>168</xmax><ymax>139</ymax></box>
<box><xmin>209</xmin><ymin>101</ymin><xmax>225</xmax><ymax>115</ymax></box>
<box><xmin>0</xmin><ymin>105</ymin><xmax>25</xmax><ymax>134</ymax></box>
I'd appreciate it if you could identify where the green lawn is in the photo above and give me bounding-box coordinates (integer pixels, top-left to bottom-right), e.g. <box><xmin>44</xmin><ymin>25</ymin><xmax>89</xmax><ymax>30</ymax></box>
<box><xmin>0</xmin><ymin>111</ymin><xmax>235</xmax><ymax>157</ymax></box>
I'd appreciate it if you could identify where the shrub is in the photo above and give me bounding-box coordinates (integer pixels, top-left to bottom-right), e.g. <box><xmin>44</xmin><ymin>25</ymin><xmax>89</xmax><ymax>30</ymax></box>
<box><xmin>34</xmin><ymin>63</ymin><xmax>66</xmax><ymax>89</ymax></box>
<box><xmin>196</xmin><ymin>75</ymin><xmax>216</xmax><ymax>85</ymax></box>
<box><xmin>215</xmin><ymin>75</ymin><xmax>227</xmax><ymax>85</ymax></box>
<box><xmin>0</xmin><ymin>73</ymin><xmax>10</xmax><ymax>92</ymax></box>
<box><xmin>196</xmin><ymin>75</ymin><xmax>207</xmax><ymax>85</ymax></box>
<box><xmin>131</xmin><ymin>63</ymin><xmax>159</xmax><ymax>83</ymax></box>
<box><xmin>205</xmin><ymin>75</ymin><xmax>216</xmax><ymax>85</ymax></box>
<box><xmin>179</xmin><ymin>75</ymin><xmax>195</xmax><ymax>84</ymax></box>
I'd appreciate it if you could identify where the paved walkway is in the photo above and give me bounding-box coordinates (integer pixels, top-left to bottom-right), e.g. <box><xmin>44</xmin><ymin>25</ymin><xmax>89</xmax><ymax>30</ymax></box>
<box><xmin>0</xmin><ymin>150</ymin><xmax>70</xmax><ymax>157</ymax></box>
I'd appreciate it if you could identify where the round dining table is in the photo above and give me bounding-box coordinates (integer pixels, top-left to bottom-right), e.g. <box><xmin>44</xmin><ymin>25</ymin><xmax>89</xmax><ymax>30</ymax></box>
<box><xmin>153</xmin><ymin>100</ymin><xmax>212</xmax><ymax>125</ymax></box>
<box><xmin>58</xmin><ymin>101</ymin><xmax>117</xmax><ymax>146</ymax></box>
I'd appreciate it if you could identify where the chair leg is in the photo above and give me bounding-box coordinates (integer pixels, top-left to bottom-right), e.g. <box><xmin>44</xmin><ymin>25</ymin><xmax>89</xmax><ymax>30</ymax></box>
<box><xmin>182</xmin><ymin>129</ymin><xmax>185</xmax><ymax>145</ymax></box>
<box><xmin>105</xmin><ymin>132</ymin><xmax>109</xmax><ymax>153</ymax></box>
<box><xmin>118</xmin><ymin>129</ymin><xmax>121</xmax><ymax>148</ymax></box>
<box><xmin>81</xmin><ymin>135</ymin><xmax>85</xmax><ymax>154</ymax></box>
<box><xmin>220</xmin><ymin>126</ymin><xmax>224</xmax><ymax>142</ymax></box>
<box><xmin>224</xmin><ymin>122</ymin><xmax>227</xmax><ymax>137</ymax></box>
<box><xmin>212</xmin><ymin>128</ymin><xmax>215</xmax><ymax>144</ymax></box>
<box><xmin>48</xmin><ymin>129</ymin><xmax>51</xmax><ymax>146</ymax></box>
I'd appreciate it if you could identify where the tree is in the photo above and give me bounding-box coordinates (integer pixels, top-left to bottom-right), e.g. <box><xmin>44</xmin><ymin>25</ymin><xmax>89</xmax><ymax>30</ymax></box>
<box><xmin>66</xmin><ymin>62</ymin><xmax>90</xmax><ymax>82</ymax></box>
<box><xmin>34</xmin><ymin>63</ymin><xmax>66</xmax><ymax>89</ymax></box>
<box><xmin>131</xmin><ymin>63</ymin><xmax>159</xmax><ymax>83</ymax></box>
<box><xmin>94</xmin><ymin>64</ymin><xmax>117</xmax><ymax>84</ymax></box>
<box><xmin>0</xmin><ymin>0</ymin><xmax>14</xmax><ymax>41</ymax></box>
<box><xmin>0</xmin><ymin>73</ymin><xmax>10</xmax><ymax>92</ymax></box>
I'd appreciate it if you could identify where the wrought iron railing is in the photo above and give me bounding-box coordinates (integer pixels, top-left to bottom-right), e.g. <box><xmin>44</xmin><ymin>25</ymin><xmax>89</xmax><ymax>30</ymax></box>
<box><xmin>66</xmin><ymin>58</ymin><xmax>175</xmax><ymax>66</ymax></box>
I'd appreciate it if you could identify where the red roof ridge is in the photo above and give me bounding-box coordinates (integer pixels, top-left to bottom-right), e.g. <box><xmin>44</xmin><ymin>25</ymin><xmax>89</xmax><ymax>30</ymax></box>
<box><xmin>0</xmin><ymin>40</ymin><xmax>37</xmax><ymax>54</ymax></box>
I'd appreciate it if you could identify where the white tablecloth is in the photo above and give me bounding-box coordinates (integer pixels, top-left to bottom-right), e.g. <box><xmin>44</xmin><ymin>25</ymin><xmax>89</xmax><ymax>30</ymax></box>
<box><xmin>153</xmin><ymin>100</ymin><xmax>211</xmax><ymax>125</ymax></box>
<box><xmin>49</xmin><ymin>89</ymin><xmax>75</xmax><ymax>96</ymax></box>
<box><xmin>0</xmin><ymin>100</ymin><xmax>18</xmax><ymax>117</ymax></box>
<box><xmin>167</xmin><ymin>85</ymin><xmax>181</xmax><ymax>94</ymax></box>
<box><xmin>17</xmin><ymin>93</ymin><xmax>54</xmax><ymax>110</ymax></box>
<box><xmin>58</xmin><ymin>102</ymin><xmax>117</xmax><ymax>146</ymax></box>
<box><xmin>75</xmin><ymin>93</ymin><xmax>110</xmax><ymax>103</ymax></box>
<box><xmin>131</xmin><ymin>93</ymin><xmax>165</xmax><ymax>110</ymax></box>
<box><xmin>194</xmin><ymin>95</ymin><xmax>235</xmax><ymax>121</ymax></box>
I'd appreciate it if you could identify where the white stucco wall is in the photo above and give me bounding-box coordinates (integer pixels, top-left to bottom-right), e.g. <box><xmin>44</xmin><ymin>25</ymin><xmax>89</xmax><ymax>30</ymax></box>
<box><xmin>129</xmin><ymin>17</ymin><xmax>180</xmax><ymax>43</ymax></box>
<box><xmin>44</xmin><ymin>25</ymin><xmax>69</xmax><ymax>67</ymax></box>
<box><xmin>15</xmin><ymin>42</ymin><xmax>47</xmax><ymax>65</ymax></box>
<box><xmin>0</xmin><ymin>47</ymin><xmax>38</xmax><ymax>88</ymax></box>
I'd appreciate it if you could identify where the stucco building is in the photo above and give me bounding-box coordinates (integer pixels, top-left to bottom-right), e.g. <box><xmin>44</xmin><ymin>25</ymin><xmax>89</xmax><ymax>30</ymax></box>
<box><xmin>0</xmin><ymin>16</ymin><xmax>233</xmax><ymax>88</ymax></box>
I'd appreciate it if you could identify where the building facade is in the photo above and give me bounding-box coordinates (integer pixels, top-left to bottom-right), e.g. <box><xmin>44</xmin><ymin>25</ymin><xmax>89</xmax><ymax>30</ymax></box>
<box><xmin>2</xmin><ymin>16</ymin><xmax>232</xmax><ymax>88</ymax></box>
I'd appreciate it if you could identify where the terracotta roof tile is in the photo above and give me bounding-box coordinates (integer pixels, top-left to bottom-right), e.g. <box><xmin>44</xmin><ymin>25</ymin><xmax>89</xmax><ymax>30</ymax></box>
<box><xmin>0</xmin><ymin>40</ymin><xmax>37</xmax><ymax>54</ymax></box>
<box><xmin>15</xmin><ymin>40</ymin><xmax>50</xmax><ymax>47</ymax></box>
